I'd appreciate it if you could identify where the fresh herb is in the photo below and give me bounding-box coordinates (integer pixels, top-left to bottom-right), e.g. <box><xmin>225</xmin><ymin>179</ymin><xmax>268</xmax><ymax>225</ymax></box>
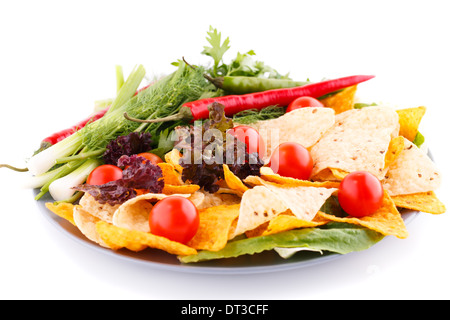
<box><xmin>202</xmin><ymin>26</ymin><xmax>288</xmax><ymax>79</ymax></box>
<box><xmin>74</xmin><ymin>155</ymin><xmax>164</xmax><ymax>205</ymax></box>
<box><xmin>413</xmin><ymin>131</ymin><xmax>425</xmax><ymax>148</ymax></box>
<box><xmin>178</xmin><ymin>102</ymin><xmax>264</xmax><ymax>192</ymax></box>
<box><xmin>353</xmin><ymin>102</ymin><xmax>378</xmax><ymax>109</ymax></box>
<box><xmin>149</xmin><ymin>128</ymin><xmax>175</xmax><ymax>159</ymax></box>
<box><xmin>103</xmin><ymin>132</ymin><xmax>153</xmax><ymax>165</ymax></box>
<box><xmin>202</xmin><ymin>26</ymin><xmax>231</xmax><ymax>78</ymax></box>
<box><xmin>233</xmin><ymin>105</ymin><xmax>286</xmax><ymax>124</ymax></box>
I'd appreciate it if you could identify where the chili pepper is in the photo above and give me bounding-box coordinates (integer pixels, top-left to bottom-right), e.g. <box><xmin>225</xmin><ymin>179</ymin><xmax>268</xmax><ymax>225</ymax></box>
<box><xmin>40</xmin><ymin>82</ymin><xmax>154</xmax><ymax>150</ymax></box>
<box><xmin>124</xmin><ymin>74</ymin><xmax>374</xmax><ymax>124</ymax></box>
<box><xmin>204</xmin><ymin>74</ymin><xmax>310</xmax><ymax>94</ymax></box>
<box><xmin>134</xmin><ymin>83</ymin><xmax>152</xmax><ymax>95</ymax></box>
<box><xmin>41</xmin><ymin>107</ymin><xmax>110</xmax><ymax>149</ymax></box>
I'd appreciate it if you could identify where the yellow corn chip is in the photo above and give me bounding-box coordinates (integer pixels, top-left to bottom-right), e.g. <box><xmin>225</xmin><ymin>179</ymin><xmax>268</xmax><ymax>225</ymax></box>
<box><xmin>96</xmin><ymin>221</ymin><xmax>197</xmax><ymax>255</ymax></box>
<box><xmin>162</xmin><ymin>184</ymin><xmax>200</xmax><ymax>195</ymax></box>
<box><xmin>158</xmin><ymin>162</ymin><xmax>182</xmax><ymax>185</ymax></box>
<box><xmin>384</xmin><ymin>136</ymin><xmax>405</xmax><ymax>169</ymax></box>
<box><xmin>311</xmin><ymin>168</ymin><xmax>338</xmax><ymax>182</ymax></box>
<box><xmin>223</xmin><ymin>164</ymin><xmax>249</xmax><ymax>195</ymax></box>
<box><xmin>392</xmin><ymin>191</ymin><xmax>446</xmax><ymax>215</ymax></box>
<box><xmin>164</xmin><ymin>149</ymin><xmax>184</xmax><ymax>173</ymax></box>
<box><xmin>45</xmin><ymin>202</ymin><xmax>77</xmax><ymax>226</ymax></box>
<box><xmin>251</xmin><ymin>167</ymin><xmax>340</xmax><ymax>189</ymax></box>
<box><xmin>187</xmin><ymin>204</ymin><xmax>240</xmax><ymax>251</ymax></box>
<box><xmin>317</xmin><ymin>191</ymin><xmax>408</xmax><ymax>239</ymax></box>
<box><xmin>320</xmin><ymin>85</ymin><xmax>357</xmax><ymax>114</ymax></box>
<box><xmin>330</xmin><ymin>168</ymin><xmax>348</xmax><ymax>181</ymax></box>
<box><xmin>396</xmin><ymin>106</ymin><xmax>426</xmax><ymax>141</ymax></box>
<box><xmin>73</xmin><ymin>206</ymin><xmax>111</xmax><ymax>248</ymax></box>
<box><xmin>246</xmin><ymin>211</ymin><xmax>329</xmax><ymax>238</ymax></box>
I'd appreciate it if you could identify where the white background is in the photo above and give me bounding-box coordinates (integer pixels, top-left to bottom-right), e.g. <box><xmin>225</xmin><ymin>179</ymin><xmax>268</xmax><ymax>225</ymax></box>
<box><xmin>0</xmin><ymin>0</ymin><xmax>449</xmax><ymax>300</ymax></box>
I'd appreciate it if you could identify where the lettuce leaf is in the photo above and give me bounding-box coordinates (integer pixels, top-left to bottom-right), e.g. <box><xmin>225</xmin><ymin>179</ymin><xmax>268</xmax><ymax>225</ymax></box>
<box><xmin>179</xmin><ymin>223</ymin><xmax>384</xmax><ymax>263</ymax></box>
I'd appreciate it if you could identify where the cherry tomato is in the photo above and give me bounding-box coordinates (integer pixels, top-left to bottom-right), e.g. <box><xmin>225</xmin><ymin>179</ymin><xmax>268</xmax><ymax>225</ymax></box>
<box><xmin>268</xmin><ymin>142</ymin><xmax>313</xmax><ymax>180</ymax></box>
<box><xmin>87</xmin><ymin>164</ymin><xmax>123</xmax><ymax>185</ymax></box>
<box><xmin>338</xmin><ymin>171</ymin><xmax>384</xmax><ymax>218</ymax></box>
<box><xmin>286</xmin><ymin>96</ymin><xmax>324</xmax><ymax>113</ymax></box>
<box><xmin>149</xmin><ymin>196</ymin><xmax>199</xmax><ymax>244</ymax></box>
<box><xmin>137</xmin><ymin>152</ymin><xmax>163</xmax><ymax>165</ymax></box>
<box><xmin>227</xmin><ymin>125</ymin><xmax>266</xmax><ymax>159</ymax></box>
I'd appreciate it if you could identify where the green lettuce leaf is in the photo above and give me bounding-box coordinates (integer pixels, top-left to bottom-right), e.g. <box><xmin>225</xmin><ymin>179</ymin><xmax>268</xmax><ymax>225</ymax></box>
<box><xmin>413</xmin><ymin>131</ymin><xmax>425</xmax><ymax>148</ymax></box>
<box><xmin>179</xmin><ymin>223</ymin><xmax>384</xmax><ymax>263</ymax></box>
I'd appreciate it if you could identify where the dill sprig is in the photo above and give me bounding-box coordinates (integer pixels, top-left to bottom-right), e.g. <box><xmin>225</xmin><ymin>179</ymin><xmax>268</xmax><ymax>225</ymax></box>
<box><xmin>233</xmin><ymin>105</ymin><xmax>286</xmax><ymax>124</ymax></box>
<box><xmin>81</xmin><ymin>62</ymin><xmax>210</xmax><ymax>151</ymax></box>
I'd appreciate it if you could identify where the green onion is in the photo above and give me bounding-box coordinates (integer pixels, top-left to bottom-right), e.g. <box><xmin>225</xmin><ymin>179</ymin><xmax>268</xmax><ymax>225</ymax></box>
<box><xmin>115</xmin><ymin>65</ymin><xmax>124</xmax><ymax>94</ymax></box>
<box><xmin>48</xmin><ymin>159</ymin><xmax>100</xmax><ymax>201</ymax></box>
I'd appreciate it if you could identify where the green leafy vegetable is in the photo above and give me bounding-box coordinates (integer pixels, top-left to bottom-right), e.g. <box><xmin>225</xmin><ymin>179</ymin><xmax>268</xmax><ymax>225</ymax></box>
<box><xmin>413</xmin><ymin>131</ymin><xmax>425</xmax><ymax>148</ymax></box>
<box><xmin>178</xmin><ymin>102</ymin><xmax>263</xmax><ymax>193</ymax></box>
<box><xmin>202</xmin><ymin>26</ymin><xmax>288</xmax><ymax>80</ymax></box>
<box><xmin>233</xmin><ymin>105</ymin><xmax>286</xmax><ymax>124</ymax></box>
<box><xmin>149</xmin><ymin>128</ymin><xmax>175</xmax><ymax>159</ymax></box>
<box><xmin>202</xmin><ymin>26</ymin><xmax>231</xmax><ymax>78</ymax></box>
<box><xmin>179</xmin><ymin>223</ymin><xmax>384</xmax><ymax>263</ymax></box>
<box><xmin>353</xmin><ymin>102</ymin><xmax>378</xmax><ymax>109</ymax></box>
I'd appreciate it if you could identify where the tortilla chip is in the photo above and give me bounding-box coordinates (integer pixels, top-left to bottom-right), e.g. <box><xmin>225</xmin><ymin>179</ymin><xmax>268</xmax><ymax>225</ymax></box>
<box><xmin>248</xmin><ymin>168</ymin><xmax>340</xmax><ymax>189</ymax></box>
<box><xmin>232</xmin><ymin>178</ymin><xmax>337</xmax><ymax>238</ymax></box>
<box><xmin>73</xmin><ymin>206</ymin><xmax>111</xmax><ymax>248</ymax></box>
<box><xmin>232</xmin><ymin>186</ymin><xmax>288</xmax><ymax>238</ymax></box>
<box><xmin>187</xmin><ymin>191</ymin><xmax>206</xmax><ymax>208</ymax></box>
<box><xmin>96</xmin><ymin>221</ymin><xmax>197</xmax><ymax>255</ymax></box>
<box><xmin>384</xmin><ymin>136</ymin><xmax>405</xmax><ymax>170</ymax></box>
<box><xmin>112</xmin><ymin>193</ymin><xmax>190</xmax><ymax>232</ymax></box>
<box><xmin>396</xmin><ymin>106</ymin><xmax>426</xmax><ymax>141</ymax></box>
<box><xmin>317</xmin><ymin>191</ymin><xmax>408</xmax><ymax>239</ymax></box>
<box><xmin>392</xmin><ymin>191</ymin><xmax>446</xmax><ymax>215</ymax></box>
<box><xmin>162</xmin><ymin>184</ymin><xmax>200</xmax><ymax>195</ymax></box>
<box><xmin>329</xmin><ymin>168</ymin><xmax>348</xmax><ymax>181</ymax></box>
<box><xmin>320</xmin><ymin>85</ymin><xmax>357</xmax><ymax>114</ymax></box>
<box><xmin>246</xmin><ymin>211</ymin><xmax>329</xmax><ymax>238</ymax></box>
<box><xmin>241</xmin><ymin>107</ymin><xmax>335</xmax><ymax>158</ymax></box>
<box><xmin>223</xmin><ymin>164</ymin><xmax>249</xmax><ymax>195</ymax></box>
<box><xmin>187</xmin><ymin>204</ymin><xmax>240</xmax><ymax>251</ymax></box>
<box><xmin>164</xmin><ymin>149</ymin><xmax>183</xmax><ymax>173</ymax></box>
<box><xmin>158</xmin><ymin>162</ymin><xmax>182</xmax><ymax>185</ymax></box>
<box><xmin>79</xmin><ymin>193</ymin><xmax>120</xmax><ymax>223</ymax></box>
<box><xmin>260</xmin><ymin>182</ymin><xmax>337</xmax><ymax>221</ymax></box>
<box><xmin>311</xmin><ymin>106</ymin><xmax>400</xmax><ymax>180</ymax></box>
<box><xmin>382</xmin><ymin>139</ymin><xmax>441</xmax><ymax>196</ymax></box>
<box><xmin>311</xmin><ymin>168</ymin><xmax>339</xmax><ymax>182</ymax></box>
<box><xmin>45</xmin><ymin>202</ymin><xmax>76</xmax><ymax>226</ymax></box>
<box><xmin>195</xmin><ymin>191</ymin><xmax>241</xmax><ymax>210</ymax></box>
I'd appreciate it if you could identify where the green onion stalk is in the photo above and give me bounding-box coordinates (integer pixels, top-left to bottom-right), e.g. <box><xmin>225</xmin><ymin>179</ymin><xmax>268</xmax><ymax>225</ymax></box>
<box><xmin>27</xmin><ymin>62</ymin><xmax>212</xmax><ymax>202</ymax></box>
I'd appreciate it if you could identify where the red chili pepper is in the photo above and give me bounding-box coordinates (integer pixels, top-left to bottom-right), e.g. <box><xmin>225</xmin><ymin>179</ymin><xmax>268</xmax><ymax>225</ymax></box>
<box><xmin>124</xmin><ymin>74</ymin><xmax>375</xmax><ymax>125</ymax></box>
<box><xmin>41</xmin><ymin>82</ymin><xmax>155</xmax><ymax>149</ymax></box>
<box><xmin>188</xmin><ymin>75</ymin><xmax>375</xmax><ymax>119</ymax></box>
<box><xmin>42</xmin><ymin>107</ymin><xmax>110</xmax><ymax>146</ymax></box>
<box><xmin>134</xmin><ymin>83</ymin><xmax>151</xmax><ymax>96</ymax></box>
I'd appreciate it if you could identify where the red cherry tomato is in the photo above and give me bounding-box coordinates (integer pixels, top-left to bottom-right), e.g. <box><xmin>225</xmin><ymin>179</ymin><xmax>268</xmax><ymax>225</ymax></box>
<box><xmin>137</xmin><ymin>152</ymin><xmax>163</xmax><ymax>165</ymax></box>
<box><xmin>149</xmin><ymin>196</ymin><xmax>199</xmax><ymax>244</ymax></box>
<box><xmin>268</xmin><ymin>142</ymin><xmax>313</xmax><ymax>180</ymax></box>
<box><xmin>227</xmin><ymin>125</ymin><xmax>266</xmax><ymax>159</ymax></box>
<box><xmin>286</xmin><ymin>96</ymin><xmax>324</xmax><ymax>113</ymax></box>
<box><xmin>338</xmin><ymin>171</ymin><xmax>384</xmax><ymax>218</ymax></box>
<box><xmin>87</xmin><ymin>164</ymin><xmax>123</xmax><ymax>185</ymax></box>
